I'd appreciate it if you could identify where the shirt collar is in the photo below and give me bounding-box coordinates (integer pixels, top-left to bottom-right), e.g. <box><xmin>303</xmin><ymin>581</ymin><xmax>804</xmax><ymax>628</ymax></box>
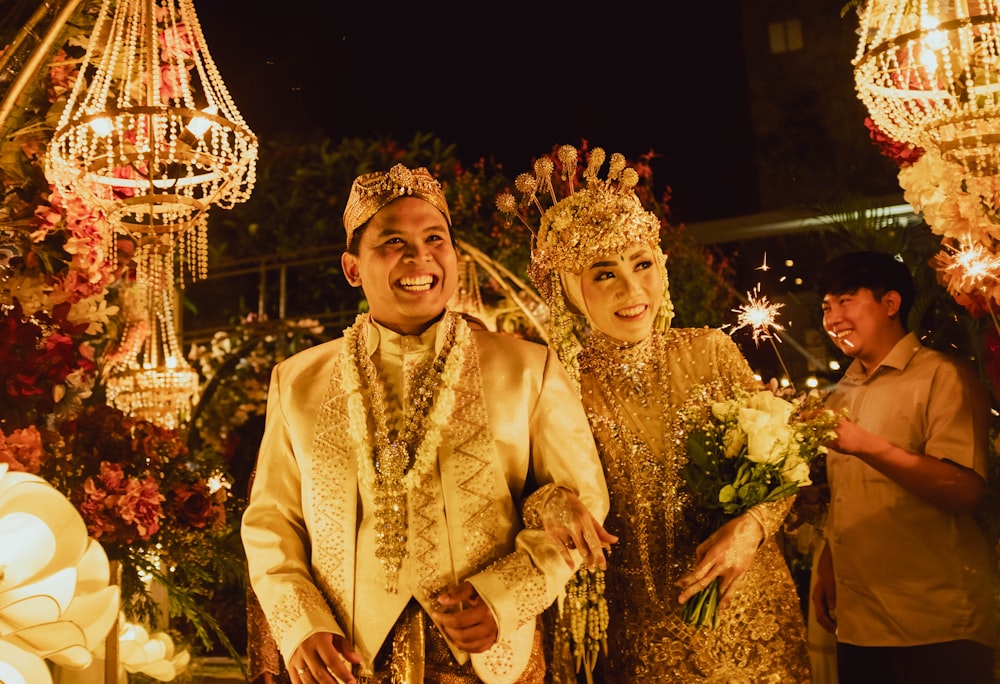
<box><xmin>843</xmin><ymin>330</ymin><xmax>920</xmax><ymax>383</ymax></box>
<box><xmin>364</xmin><ymin>312</ymin><xmax>449</xmax><ymax>357</ymax></box>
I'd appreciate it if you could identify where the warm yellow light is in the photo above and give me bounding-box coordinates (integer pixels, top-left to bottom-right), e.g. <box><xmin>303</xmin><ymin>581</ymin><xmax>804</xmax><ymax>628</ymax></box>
<box><xmin>185</xmin><ymin>105</ymin><xmax>219</xmax><ymax>137</ymax></box>
<box><xmin>45</xmin><ymin>0</ymin><xmax>258</xmax><ymax>298</ymax></box>
<box><xmin>0</xmin><ymin>663</ymin><xmax>27</xmax><ymax>684</ymax></box>
<box><xmin>0</xmin><ymin>468</ymin><xmax>119</xmax><ymax>684</ymax></box>
<box><xmin>829</xmin><ymin>360</ymin><xmax>841</xmax><ymax>371</ymax></box>
<box><xmin>731</xmin><ymin>284</ymin><xmax>786</xmax><ymax>346</ymax></box>
<box><xmin>805</xmin><ymin>376</ymin><xmax>819</xmax><ymax>388</ymax></box>
<box><xmin>88</xmin><ymin>116</ymin><xmax>112</xmax><ymax>136</ymax></box>
<box><xmin>854</xmin><ymin>0</ymin><xmax>1000</xmax><ymax>176</ymax></box>
<box><xmin>106</xmin><ymin>290</ymin><xmax>200</xmax><ymax>429</ymax></box>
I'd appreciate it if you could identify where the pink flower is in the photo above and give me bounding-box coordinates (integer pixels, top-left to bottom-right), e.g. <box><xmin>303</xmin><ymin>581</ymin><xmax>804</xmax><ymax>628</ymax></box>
<box><xmin>158</xmin><ymin>20</ymin><xmax>196</xmax><ymax>61</ymax></box>
<box><xmin>46</xmin><ymin>48</ymin><xmax>78</xmax><ymax>102</ymax></box>
<box><xmin>117</xmin><ymin>475</ymin><xmax>164</xmax><ymax>540</ymax></box>
<box><xmin>98</xmin><ymin>461</ymin><xmax>127</xmax><ymax>492</ymax></box>
<box><xmin>0</xmin><ymin>426</ymin><xmax>44</xmax><ymax>473</ymax></box>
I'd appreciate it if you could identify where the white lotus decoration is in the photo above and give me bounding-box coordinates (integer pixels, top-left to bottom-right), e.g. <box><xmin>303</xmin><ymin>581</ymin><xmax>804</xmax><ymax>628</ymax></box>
<box><xmin>119</xmin><ymin>620</ymin><xmax>190</xmax><ymax>680</ymax></box>
<box><xmin>0</xmin><ymin>464</ymin><xmax>120</xmax><ymax>684</ymax></box>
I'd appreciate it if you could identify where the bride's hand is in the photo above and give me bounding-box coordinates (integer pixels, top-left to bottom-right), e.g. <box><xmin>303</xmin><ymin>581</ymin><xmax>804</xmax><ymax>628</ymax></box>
<box><xmin>537</xmin><ymin>486</ymin><xmax>618</xmax><ymax>569</ymax></box>
<box><xmin>676</xmin><ymin>513</ymin><xmax>763</xmax><ymax>609</ymax></box>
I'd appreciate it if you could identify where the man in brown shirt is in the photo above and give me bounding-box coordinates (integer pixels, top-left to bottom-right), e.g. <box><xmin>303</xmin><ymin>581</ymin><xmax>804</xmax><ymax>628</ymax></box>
<box><xmin>811</xmin><ymin>250</ymin><xmax>995</xmax><ymax>684</ymax></box>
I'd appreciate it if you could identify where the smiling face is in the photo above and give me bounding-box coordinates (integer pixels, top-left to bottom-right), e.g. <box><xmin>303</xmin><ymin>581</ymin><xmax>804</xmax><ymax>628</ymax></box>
<box><xmin>341</xmin><ymin>196</ymin><xmax>457</xmax><ymax>335</ymax></box>
<box><xmin>579</xmin><ymin>243</ymin><xmax>662</xmax><ymax>344</ymax></box>
<box><xmin>821</xmin><ymin>286</ymin><xmax>905</xmax><ymax>374</ymax></box>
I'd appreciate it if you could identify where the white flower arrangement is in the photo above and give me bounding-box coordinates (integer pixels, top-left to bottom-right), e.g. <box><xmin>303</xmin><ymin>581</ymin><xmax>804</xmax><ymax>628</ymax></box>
<box><xmin>678</xmin><ymin>386</ymin><xmax>841</xmax><ymax>628</ymax></box>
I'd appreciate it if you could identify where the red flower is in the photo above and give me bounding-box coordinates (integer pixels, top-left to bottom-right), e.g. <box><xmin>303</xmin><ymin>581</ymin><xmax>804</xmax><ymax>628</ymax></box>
<box><xmin>864</xmin><ymin>117</ymin><xmax>924</xmax><ymax>167</ymax></box>
<box><xmin>118</xmin><ymin>474</ymin><xmax>165</xmax><ymax>540</ymax></box>
<box><xmin>0</xmin><ymin>300</ymin><xmax>96</xmax><ymax>426</ymax></box>
<box><xmin>170</xmin><ymin>481</ymin><xmax>221</xmax><ymax>529</ymax></box>
<box><xmin>133</xmin><ymin>420</ymin><xmax>187</xmax><ymax>467</ymax></box>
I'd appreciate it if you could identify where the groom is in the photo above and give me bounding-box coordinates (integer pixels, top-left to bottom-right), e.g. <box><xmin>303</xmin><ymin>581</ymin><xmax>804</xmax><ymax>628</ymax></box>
<box><xmin>242</xmin><ymin>163</ymin><xmax>611</xmax><ymax>684</ymax></box>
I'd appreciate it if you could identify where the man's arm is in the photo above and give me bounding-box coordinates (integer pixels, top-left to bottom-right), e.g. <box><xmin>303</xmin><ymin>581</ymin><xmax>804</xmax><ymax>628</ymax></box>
<box><xmin>826</xmin><ymin>416</ymin><xmax>985</xmax><ymax>515</ymax></box>
<box><xmin>464</xmin><ymin>343</ymin><xmax>610</xmax><ymax>643</ymax></box>
<box><xmin>242</xmin><ymin>364</ymin><xmax>346</xmax><ymax>660</ymax></box>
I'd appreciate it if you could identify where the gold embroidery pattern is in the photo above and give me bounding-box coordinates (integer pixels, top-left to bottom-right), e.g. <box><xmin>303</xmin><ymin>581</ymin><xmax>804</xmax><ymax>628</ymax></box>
<box><xmin>309</xmin><ymin>351</ymin><xmax>352</xmax><ymax>620</ymax></box>
<box><xmin>581</xmin><ymin>328</ymin><xmax>810</xmax><ymax>682</ymax></box>
<box><xmin>348</xmin><ymin>313</ymin><xmax>468</xmax><ymax>593</ymax></box>
<box><xmin>270</xmin><ymin>585</ymin><xmax>334</xmax><ymax>647</ymax></box>
<box><xmin>482</xmin><ymin>637</ymin><xmax>517</xmax><ymax>680</ymax></box>
<box><xmin>446</xmin><ymin>338</ymin><xmax>503</xmax><ymax>573</ymax></box>
<box><xmin>411</xmin><ymin>467</ymin><xmax>450</xmax><ymax>600</ymax></box>
<box><xmin>488</xmin><ymin>551</ymin><xmax>550</xmax><ymax>631</ymax></box>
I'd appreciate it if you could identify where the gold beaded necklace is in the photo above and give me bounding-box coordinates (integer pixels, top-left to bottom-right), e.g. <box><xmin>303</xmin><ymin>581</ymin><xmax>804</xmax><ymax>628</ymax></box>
<box><xmin>343</xmin><ymin>312</ymin><xmax>470</xmax><ymax>592</ymax></box>
<box><xmin>580</xmin><ymin>330</ymin><xmax>688</xmax><ymax>603</ymax></box>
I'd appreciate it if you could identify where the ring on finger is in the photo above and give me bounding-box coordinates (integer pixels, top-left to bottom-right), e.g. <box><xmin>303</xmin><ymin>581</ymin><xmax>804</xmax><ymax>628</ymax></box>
<box><xmin>296</xmin><ymin>666</ymin><xmax>308</xmax><ymax>675</ymax></box>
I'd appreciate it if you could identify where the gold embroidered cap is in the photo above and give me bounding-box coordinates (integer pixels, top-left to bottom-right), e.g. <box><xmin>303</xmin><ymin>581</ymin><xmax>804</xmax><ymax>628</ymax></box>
<box><xmin>343</xmin><ymin>164</ymin><xmax>452</xmax><ymax>247</ymax></box>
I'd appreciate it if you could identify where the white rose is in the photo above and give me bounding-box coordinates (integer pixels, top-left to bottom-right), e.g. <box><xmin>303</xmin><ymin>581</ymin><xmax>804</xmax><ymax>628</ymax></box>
<box><xmin>746</xmin><ymin>424</ymin><xmax>793</xmax><ymax>465</ymax></box>
<box><xmin>745</xmin><ymin>390</ymin><xmax>795</xmax><ymax>424</ymax></box>
<box><xmin>781</xmin><ymin>455</ymin><xmax>812</xmax><ymax>487</ymax></box>
<box><xmin>722</xmin><ymin>427</ymin><xmax>746</xmax><ymax>458</ymax></box>
<box><xmin>711</xmin><ymin>399</ymin><xmax>737</xmax><ymax>422</ymax></box>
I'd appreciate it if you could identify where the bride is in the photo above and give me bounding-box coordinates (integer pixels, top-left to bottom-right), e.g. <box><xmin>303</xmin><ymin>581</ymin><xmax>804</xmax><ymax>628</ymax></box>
<box><xmin>507</xmin><ymin>145</ymin><xmax>811</xmax><ymax>683</ymax></box>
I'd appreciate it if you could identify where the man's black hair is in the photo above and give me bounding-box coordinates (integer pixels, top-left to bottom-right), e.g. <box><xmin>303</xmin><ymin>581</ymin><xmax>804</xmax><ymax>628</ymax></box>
<box><xmin>816</xmin><ymin>251</ymin><xmax>915</xmax><ymax>329</ymax></box>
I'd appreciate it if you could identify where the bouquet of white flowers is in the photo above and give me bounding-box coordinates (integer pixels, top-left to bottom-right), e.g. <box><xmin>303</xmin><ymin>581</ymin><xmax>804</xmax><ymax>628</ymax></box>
<box><xmin>678</xmin><ymin>386</ymin><xmax>841</xmax><ymax>629</ymax></box>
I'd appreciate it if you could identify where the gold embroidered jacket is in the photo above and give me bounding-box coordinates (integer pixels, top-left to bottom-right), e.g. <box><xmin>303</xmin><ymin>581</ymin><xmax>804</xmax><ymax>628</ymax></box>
<box><xmin>242</xmin><ymin>315</ymin><xmax>609</xmax><ymax>683</ymax></box>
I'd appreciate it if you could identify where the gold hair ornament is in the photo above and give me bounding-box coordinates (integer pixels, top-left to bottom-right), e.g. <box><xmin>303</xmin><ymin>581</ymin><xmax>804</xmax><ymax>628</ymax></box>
<box><xmin>343</xmin><ymin>164</ymin><xmax>452</xmax><ymax>247</ymax></box>
<box><xmin>497</xmin><ymin>145</ymin><xmax>675</xmax><ymax>386</ymax></box>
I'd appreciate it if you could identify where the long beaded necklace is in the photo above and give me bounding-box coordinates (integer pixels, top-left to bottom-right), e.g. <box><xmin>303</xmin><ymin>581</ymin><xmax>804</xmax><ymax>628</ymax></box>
<box><xmin>580</xmin><ymin>330</ymin><xmax>685</xmax><ymax>604</ymax></box>
<box><xmin>342</xmin><ymin>312</ymin><xmax>470</xmax><ymax>592</ymax></box>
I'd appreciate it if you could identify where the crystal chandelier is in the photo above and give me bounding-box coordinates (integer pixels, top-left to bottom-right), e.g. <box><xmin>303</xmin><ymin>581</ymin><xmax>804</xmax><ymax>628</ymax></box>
<box><xmin>105</xmin><ymin>288</ymin><xmax>199</xmax><ymax>431</ymax></box>
<box><xmin>854</xmin><ymin>0</ymin><xmax>1000</xmax><ymax>175</ymax></box>
<box><xmin>44</xmin><ymin>0</ymin><xmax>257</xmax><ymax>293</ymax></box>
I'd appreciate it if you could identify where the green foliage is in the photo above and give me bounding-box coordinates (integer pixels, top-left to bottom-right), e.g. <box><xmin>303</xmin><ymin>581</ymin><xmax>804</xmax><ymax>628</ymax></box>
<box><xmin>661</xmin><ymin>224</ymin><xmax>739</xmax><ymax>329</ymax></box>
<box><xmin>210</xmin><ymin>130</ymin><xmax>459</xmax><ymax>260</ymax></box>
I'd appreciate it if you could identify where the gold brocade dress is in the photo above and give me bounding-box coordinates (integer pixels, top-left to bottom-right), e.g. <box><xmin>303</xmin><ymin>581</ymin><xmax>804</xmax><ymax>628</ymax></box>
<box><xmin>579</xmin><ymin>327</ymin><xmax>810</xmax><ymax>683</ymax></box>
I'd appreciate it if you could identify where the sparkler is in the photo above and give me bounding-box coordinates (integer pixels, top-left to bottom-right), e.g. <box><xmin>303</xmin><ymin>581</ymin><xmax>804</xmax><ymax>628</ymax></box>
<box><xmin>731</xmin><ymin>283</ymin><xmax>795</xmax><ymax>388</ymax></box>
<box><xmin>732</xmin><ymin>284</ymin><xmax>785</xmax><ymax>346</ymax></box>
<box><xmin>940</xmin><ymin>242</ymin><xmax>1000</xmax><ymax>336</ymax></box>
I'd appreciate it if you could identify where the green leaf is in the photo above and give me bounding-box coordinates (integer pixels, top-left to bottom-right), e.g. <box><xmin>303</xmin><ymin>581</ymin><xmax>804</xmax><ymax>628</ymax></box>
<box><xmin>739</xmin><ymin>481</ymin><xmax>769</xmax><ymax>506</ymax></box>
<box><xmin>764</xmin><ymin>482</ymin><xmax>799</xmax><ymax>502</ymax></box>
<box><xmin>686</xmin><ymin>432</ymin><xmax>712</xmax><ymax>470</ymax></box>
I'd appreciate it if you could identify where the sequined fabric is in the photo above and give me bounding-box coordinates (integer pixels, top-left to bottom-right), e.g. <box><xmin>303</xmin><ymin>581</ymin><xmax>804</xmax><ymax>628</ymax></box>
<box><xmin>579</xmin><ymin>327</ymin><xmax>811</xmax><ymax>683</ymax></box>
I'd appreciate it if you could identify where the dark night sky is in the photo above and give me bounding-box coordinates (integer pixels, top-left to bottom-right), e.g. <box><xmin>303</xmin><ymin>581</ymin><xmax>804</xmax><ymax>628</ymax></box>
<box><xmin>196</xmin><ymin>2</ymin><xmax>758</xmax><ymax>224</ymax></box>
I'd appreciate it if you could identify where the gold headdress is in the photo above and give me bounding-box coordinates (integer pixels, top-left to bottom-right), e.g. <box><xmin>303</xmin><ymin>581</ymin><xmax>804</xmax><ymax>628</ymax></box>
<box><xmin>343</xmin><ymin>164</ymin><xmax>452</xmax><ymax>247</ymax></box>
<box><xmin>497</xmin><ymin>145</ymin><xmax>674</xmax><ymax>385</ymax></box>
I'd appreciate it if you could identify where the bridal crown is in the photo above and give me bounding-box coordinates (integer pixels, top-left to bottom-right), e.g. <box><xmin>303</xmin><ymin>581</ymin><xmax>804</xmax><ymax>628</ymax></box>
<box><xmin>496</xmin><ymin>145</ymin><xmax>662</xmax><ymax>300</ymax></box>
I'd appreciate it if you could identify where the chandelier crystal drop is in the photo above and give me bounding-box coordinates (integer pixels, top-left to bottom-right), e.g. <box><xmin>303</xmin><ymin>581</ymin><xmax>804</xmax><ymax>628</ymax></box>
<box><xmin>854</xmin><ymin>0</ymin><xmax>1000</xmax><ymax>175</ymax></box>
<box><xmin>44</xmin><ymin>0</ymin><xmax>257</xmax><ymax>286</ymax></box>
<box><xmin>105</xmin><ymin>288</ymin><xmax>199</xmax><ymax>431</ymax></box>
